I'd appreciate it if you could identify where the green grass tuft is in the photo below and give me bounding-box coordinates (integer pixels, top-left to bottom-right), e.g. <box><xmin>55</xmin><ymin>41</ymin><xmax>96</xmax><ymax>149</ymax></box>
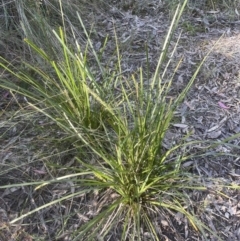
<box><xmin>1</xmin><ymin>0</ymin><xmax>240</xmax><ymax>240</ymax></box>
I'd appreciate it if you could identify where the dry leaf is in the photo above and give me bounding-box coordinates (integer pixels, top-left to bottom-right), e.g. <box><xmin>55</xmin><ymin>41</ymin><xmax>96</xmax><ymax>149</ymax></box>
<box><xmin>207</xmin><ymin>130</ymin><xmax>222</xmax><ymax>139</ymax></box>
<box><xmin>218</xmin><ymin>101</ymin><xmax>230</xmax><ymax>109</ymax></box>
<box><xmin>172</xmin><ymin>123</ymin><xmax>188</xmax><ymax>128</ymax></box>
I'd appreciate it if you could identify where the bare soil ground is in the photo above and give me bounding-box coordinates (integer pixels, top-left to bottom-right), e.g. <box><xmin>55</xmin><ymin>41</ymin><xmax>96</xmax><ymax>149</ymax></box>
<box><xmin>0</xmin><ymin>1</ymin><xmax>240</xmax><ymax>240</ymax></box>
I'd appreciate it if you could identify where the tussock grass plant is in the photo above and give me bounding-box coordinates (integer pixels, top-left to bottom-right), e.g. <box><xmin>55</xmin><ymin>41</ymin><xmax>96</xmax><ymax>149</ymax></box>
<box><xmin>0</xmin><ymin>26</ymin><xmax>114</xmax><ymax>135</ymax></box>
<box><xmin>1</xmin><ymin>0</ymin><xmax>240</xmax><ymax>240</ymax></box>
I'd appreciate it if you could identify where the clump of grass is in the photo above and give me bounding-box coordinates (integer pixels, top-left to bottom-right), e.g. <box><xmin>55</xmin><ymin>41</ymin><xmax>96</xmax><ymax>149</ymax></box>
<box><xmin>1</xmin><ymin>0</ymin><xmax>240</xmax><ymax>240</ymax></box>
<box><xmin>0</xmin><ymin>25</ymin><xmax>115</xmax><ymax>137</ymax></box>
